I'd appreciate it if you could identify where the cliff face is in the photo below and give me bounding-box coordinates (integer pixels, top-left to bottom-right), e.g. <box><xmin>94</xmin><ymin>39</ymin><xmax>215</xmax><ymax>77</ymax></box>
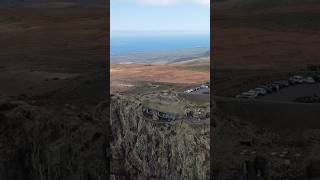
<box><xmin>0</xmin><ymin>94</ymin><xmax>209</xmax><ymax>180</ymax></box>
<box><xmin>110</xmin><ymin>95</ymin><xmax>210</xmax><ymax>180</ymax></box>
<box><xmin>0</xmin><ymin>96</ymin><xmax>109</xmax><ymax>180</ymax></box>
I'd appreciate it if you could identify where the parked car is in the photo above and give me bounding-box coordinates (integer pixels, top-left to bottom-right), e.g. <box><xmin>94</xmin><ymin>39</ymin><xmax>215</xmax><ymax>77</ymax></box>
<box><xmin>303</xmin><ymin>77</ymin><xmax>315</xmax><ymax>84</ymax></box>
<box><xmin>258</xmin><ymin>85</ymin><xmax>272</xmax><ymax>93</ymax></box>
<box><xmin>313</xmin><ymin>75</ymin><xmax>320</xmax><ymax>82</ymax></box>
<box><xmin>158</xmin><ymin>112</ymin><xmax>173</xmax><ymax>122</ymax></box>
<box><xmin>236</xmin><ymin>91</ymin><xmax>258</xmax><ymax>99</ymax></box>
<box><xmin>200</xmin><ymin>85</ymin><xmax>209</xmax><ymax>89</ymax></box>
<box><xmin>291</xmin><ymin>75</ymin><xmax>303</xmax><ymax>84</ymax></box>
<box><xmin>280</xmin><ymin>80</ymin><xmax>289</xmax><ymax>87</ymax></box>
<box><xmin>274</xmin><ymin>80</ymin><xmax>289</xmax><ymax>88</ymax></box>
<box><xmin>273</xmin><ymin>82</ymin><xmax>284</xmax><ymax>88</ymax></box>
<box><xmin>247</xmin><ymin>90</ymin><xmax>259</xmax><ymax>98</ymax></box>
<box><xmin>254</xmin><ymin>88</ymin><xmax>267</xmax><ymax>96</ymax></box>
<box><xmin>289</xmin><ymin>77</ymin><xmax>297</xmax><ymax>85</ymax></box>
<box><xmin>236</xmin><ymin>94</ymin><xmax>250</xmax><ymax>98</ymax></box>
<box><xmin>271</xmin><ymin>83</ymin><xmax>280</xmax><ymax>91</ymax></box>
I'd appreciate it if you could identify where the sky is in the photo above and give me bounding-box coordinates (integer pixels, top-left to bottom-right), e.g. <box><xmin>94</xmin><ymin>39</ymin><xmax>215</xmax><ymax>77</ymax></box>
<box><xmin>110</xmin><ymin>0</ymin><xmax>210</xmax><ymax>33</ymax></box>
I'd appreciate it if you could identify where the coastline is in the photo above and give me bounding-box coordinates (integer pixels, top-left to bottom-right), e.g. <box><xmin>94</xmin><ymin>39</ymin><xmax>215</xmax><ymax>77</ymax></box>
<box><xmin>110</xmin><ymin>47</ymin><xmax>209</xmax><ymax>64</ymax></box>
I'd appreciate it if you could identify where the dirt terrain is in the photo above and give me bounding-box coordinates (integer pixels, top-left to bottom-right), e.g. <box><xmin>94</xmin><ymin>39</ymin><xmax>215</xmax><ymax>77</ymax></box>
<box><xmin>0</xmin><ymin>7</ymin><xmax>110</xmax><ymax>180</ymax></box>
<box><xmin>212</xmin><ymin>1</ymin><xmax>320</xmax><ymax>178</ymax></box>
<box><xmin>0</xmin><ymin>8</ymin><xmax>107</xmax><ymax>102</ymax></box>
<box><xmin>110</xmin><ymin>58</ymin><xmax>210</xmax><ymax>93</ymax></box>
<box><xmin>212</xmin><ymin>1</ymin><xmax>320</xmax><ymax>96</ymax></box>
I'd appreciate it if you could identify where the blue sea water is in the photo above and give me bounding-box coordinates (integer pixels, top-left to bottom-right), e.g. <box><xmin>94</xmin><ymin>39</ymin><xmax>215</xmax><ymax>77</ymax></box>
<box><xmin>110</xmin><ymin>32</ymin><xmax>210</xmax><ymax>56</ymax></box>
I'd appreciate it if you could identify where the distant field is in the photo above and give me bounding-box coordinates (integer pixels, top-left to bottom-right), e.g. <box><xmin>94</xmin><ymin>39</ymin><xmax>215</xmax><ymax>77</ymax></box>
<box><xmin>110</xmin><ymin>58</ymin><xmax>210</xmax><ymax>93</ymax></box>
<box><xmin>110</xmin><ymin>63</ymin><xmax>209</xmax><ymax>83</ymax></box>
<box><xmin>173</xmin><ymin>57</ymin><xmax>210</xmax><ymax>72</ymax></box>
<box><xmin>212</xmin><ymin>3</ymin><xmax>320</xmax><ymax>71</ymax></box>
<box><xmin>0</xmin><ymin>8</ymin><xmax>107</xmax><ymax>96</ymax></box>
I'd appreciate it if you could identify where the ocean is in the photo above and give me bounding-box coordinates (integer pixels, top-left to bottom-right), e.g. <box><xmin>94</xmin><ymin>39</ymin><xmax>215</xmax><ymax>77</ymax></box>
<box><xmin>111</xmin><ymin>32</ymin><xmax>210</xmax><ymax>55</ymax></box>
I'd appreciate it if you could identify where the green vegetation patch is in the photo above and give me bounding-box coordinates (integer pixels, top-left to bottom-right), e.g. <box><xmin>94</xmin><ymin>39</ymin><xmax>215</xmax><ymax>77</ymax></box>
<box><xmin>185</xmin><ymin>65</ymin><xmax>210</xmax><ymax>72</ymax></box>
<box><xmin>181</xmin><ymin>58</ymin><xmax>210</xmax><ymax>72</ymax></box>
<box><xmin>143</xmin><ymin>100</ymin><xmax>185</xmax><ymax>114</ymax></box>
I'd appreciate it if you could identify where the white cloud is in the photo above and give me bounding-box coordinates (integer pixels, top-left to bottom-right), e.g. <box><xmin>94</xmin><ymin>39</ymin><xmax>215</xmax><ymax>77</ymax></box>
<box><xmin>192</xmin><ymin>0</ymin><xmax>210</xmax><ymax>5</ymax></box>
<box><xmin>136</xmin><ymin>0</ymin><xmax>179</xmax><ymax>6</ymax></box>
<box><xmin>113</xmin><ymin>0</ymin><xmax>209</xmax><ymax>6</ymax></box>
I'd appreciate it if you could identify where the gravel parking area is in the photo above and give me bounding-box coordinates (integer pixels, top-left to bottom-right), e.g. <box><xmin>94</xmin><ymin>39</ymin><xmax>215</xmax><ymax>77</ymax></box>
<box><xmin>190</xmin><ymin>88</ymin><xmax>210</xmax><ymax>95</ymax></box>
<box><xmin>260</xmin><ymin>84</ymin><xmax>320</xmax><ymax>102</ymax></box>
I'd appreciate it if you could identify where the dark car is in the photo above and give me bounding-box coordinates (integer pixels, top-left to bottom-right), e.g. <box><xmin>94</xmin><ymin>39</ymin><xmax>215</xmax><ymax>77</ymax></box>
<box><xmin>142</xmin><ymin>106</ymin><xmax>155</xmax><ymax>119</ymax></box>
<box><xmin>158</xmin><ymin>111</ymin><xmax>173</xmax><ymax>122</ymax></box>
<box><xmin>271</xmin><ymin>83</ymin><xmax>280</xmax><ymax>91</ymax></box>
<box><xmin>313</xmin><ymin>75</ymin><xmax>320</xmax><ymax>82</ymax></box>
<box><xmin>280</xmin><ymin>80</ymin><xmax>289</xmax><ymax>87</ymax></box>
<box><xmin>274</xmin><ymin>81</ymin><xmax>287</xmax><ymax>88</ymax></box>
<box><xmin>257</xmin><ymin>85</ymin><xmax>272</xmax><ymax>93</ymax></box>
<box><xmin>289</xmin><ymin>77</ymin><xmax>296</xmax><ymax>85</ymax></box>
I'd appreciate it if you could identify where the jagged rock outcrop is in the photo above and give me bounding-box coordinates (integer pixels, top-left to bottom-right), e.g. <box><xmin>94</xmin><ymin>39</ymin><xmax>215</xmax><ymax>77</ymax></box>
<box><xmin>110</xmin><ymin>95</ymin><xmax>210</xmax><ymax>180</ymax></box>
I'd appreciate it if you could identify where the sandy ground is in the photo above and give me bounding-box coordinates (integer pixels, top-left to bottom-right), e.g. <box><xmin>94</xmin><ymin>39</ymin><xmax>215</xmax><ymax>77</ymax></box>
<box><xmin>111</xmin><ymin>64</ymin><xmax>209</xmax><ymax>83</ymax></box>
<box><xmin>110</xmin><ymin>63</ymin><xmax>210</xmax><ymax>93</ymax></box>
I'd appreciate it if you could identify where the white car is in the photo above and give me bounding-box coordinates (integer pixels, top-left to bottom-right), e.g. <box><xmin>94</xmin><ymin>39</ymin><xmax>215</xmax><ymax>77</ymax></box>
<box><xmin>291</xmin><ymin>75</ymin><xmax>304</xmax><ymax>84</ymax></box>
<box><xmin>248</xmin><ymin>89</ymin><xmax>258</xmax><ymax>94</ymax></box>
<box><xmin>303</xmin><ymin>77</ymin><xmax>315</xmax><ymax>84</ymax></box>
<box><xmin>254</xmin><ymin>88</ymin><xmax>267</xmax><ymax>96</ymax></box>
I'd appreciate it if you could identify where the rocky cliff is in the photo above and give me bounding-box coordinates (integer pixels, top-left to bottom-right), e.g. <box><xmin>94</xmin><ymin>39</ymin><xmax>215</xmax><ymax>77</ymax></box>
<box><xmin>0</xmin><ymin>95</ymin><xmax>109</xmax><ymax>180</ymax></box>
<box><xmin>0</xmin><ymin>93</ymin><xmax>209</xmax><ymax>180</ymax></box>
<box><xmin>110</xmin><ymin>95</ymin><xmax>210</xmax><ymax>180</ymax></box>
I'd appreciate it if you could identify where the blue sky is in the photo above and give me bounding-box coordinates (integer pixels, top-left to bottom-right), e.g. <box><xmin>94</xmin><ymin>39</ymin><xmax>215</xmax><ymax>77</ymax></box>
<box><xmin>111</xmin><ymin>0</ymin><xmax>210</xmax><ymax>33</ymax></box>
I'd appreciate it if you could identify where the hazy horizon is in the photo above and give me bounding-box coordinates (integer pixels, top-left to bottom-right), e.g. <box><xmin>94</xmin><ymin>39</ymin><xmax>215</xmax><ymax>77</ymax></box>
<box><xmin>111</xmin><ymin>0</ymin><xmax>210</xmax><ymax>63</ymax></box>
<box><xmin>111</xmin><ymin>31</ymin><xmax>209</xmax><ymax>57</ymax></box>
<box><xmin>111</xmin><ymin>0</ymin><xmax>210</xmax><ymax>32</ymax></box>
